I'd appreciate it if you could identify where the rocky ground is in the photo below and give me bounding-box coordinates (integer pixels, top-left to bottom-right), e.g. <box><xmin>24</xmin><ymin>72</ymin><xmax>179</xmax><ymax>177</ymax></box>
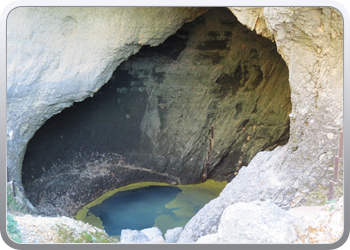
<box><xmin>7</xmin><ymin>213</ymin><xmax>118</xmax><ymax>244</ymax></box>
<box><xmin>6</xmin><ymin>196</ymin><xmax>343</xmax><ymax>244</ymax></box>
<box><xmin>291</xmin><ymin>197</ymin><xmax>344</xmax><ymax>243</ymax></box>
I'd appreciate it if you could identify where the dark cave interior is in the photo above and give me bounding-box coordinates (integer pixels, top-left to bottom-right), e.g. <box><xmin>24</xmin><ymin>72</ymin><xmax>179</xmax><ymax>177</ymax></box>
<box><xmin>21</xmin><ymin>8</ymin><xmax>292</xmax><ymax>216</ymax></box>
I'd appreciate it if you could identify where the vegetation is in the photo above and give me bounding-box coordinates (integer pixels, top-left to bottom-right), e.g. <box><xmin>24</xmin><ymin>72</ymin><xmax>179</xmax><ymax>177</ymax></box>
<box><xmin>55</xmin><ymin>224</ymin><xmax>118</xmax><ymax>243</ymax></box>
<box><xmin>6</xmin><ymin>214</ymin><xmax>23</xmax><ymax>243</ymax></box>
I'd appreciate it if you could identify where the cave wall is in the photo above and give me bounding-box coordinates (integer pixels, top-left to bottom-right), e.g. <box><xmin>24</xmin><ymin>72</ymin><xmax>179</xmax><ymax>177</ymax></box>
<box><xmin>116</xmin><ymin>8</ymin><xmax>291</xmax><ymax>182</ymax></box>
<box><xmin>20</xmin><ymin>8</ymin><xmax>291</xmax><ymax>216</ymax></box>
<box><xmin>228</xmin><ymin>6</ymin><xmax>343</xmax><ymax>205</ymax></box>
<box><xmin>7</xmin><ymin>6</ymin><xmax>343</xmax><ymax>220</ymax></box>
<box><xmin>6</xmin><ymin>7</ymin><xmax>206</xmax><ymax>197</ymax></box>
<box><xmin>22</xmin><ymin>8</ymin><xmax>291</xmax><ymax>184</ymax></box>
<box><xmin>178</xmin><ymin>7</ymin><xmax>343</xmax><ymax>242</ymax></box>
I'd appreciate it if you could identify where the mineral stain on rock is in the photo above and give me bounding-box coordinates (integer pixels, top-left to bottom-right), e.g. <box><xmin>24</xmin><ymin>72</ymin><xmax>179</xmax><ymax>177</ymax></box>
<box><xmin>6</xmin><ymin>6</ymin><xmax>344</xmax><ymax>244</ymax></box>
<box><xmin>21</xmin><ymin>7</ymin><xmax>291</xmax><ymax>217</ymax></box>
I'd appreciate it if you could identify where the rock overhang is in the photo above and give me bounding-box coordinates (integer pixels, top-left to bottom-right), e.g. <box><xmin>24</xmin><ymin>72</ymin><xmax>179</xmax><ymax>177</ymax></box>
<box><xmin>6</xmin><ymin>7</ymin><xmax>343</xmax><ymax>221</ymax></box>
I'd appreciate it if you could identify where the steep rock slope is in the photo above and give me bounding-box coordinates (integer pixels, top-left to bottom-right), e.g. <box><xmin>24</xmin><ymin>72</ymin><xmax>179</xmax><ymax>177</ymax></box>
<box><xmin>178</xmin><ymin>7</ymin><xmax>343</xmax><ymax>242</ymax></box>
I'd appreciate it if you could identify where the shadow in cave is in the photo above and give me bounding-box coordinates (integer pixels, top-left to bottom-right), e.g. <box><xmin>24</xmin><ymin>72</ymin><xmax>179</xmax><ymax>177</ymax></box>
<box><xmin>22</xmin><ymin>7</ymin><xmax>292</xmax><ymax>217</ymax></box>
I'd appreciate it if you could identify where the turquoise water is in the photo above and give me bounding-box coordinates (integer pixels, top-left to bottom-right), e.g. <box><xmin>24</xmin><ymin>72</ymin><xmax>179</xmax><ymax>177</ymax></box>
<box><xmin>76</xmin><ymin>180</ymin><xmax>227</xmax><ymax>237</ymax></box>
<box><xmin>88</xmin><ymin>186</ymin><xmax>181</xmax><ymax>236</ymax></box>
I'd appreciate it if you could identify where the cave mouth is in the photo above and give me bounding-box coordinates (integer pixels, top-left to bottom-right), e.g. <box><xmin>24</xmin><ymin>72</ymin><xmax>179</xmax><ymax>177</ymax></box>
<box><xmin>22</xmin><ymin>7</ymin><xmax>292</xmax><ymax>217</ymax></box>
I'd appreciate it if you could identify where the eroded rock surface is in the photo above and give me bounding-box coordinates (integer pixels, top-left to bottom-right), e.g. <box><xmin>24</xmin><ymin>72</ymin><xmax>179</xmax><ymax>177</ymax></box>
<box><xmin>20</xmin><ymin>8</ymin><xmax>291</xmax><ymax>216</ymax></box>
<box><xmin>198</xmin><ymin>199</ymin><xmax>297</xmax><ymax>243</ymax></box>
<box><xmin>23</xmin><ymin>8</ymin><xmax>291</xmax><ymax>215</ymax></box>
<box><xmin>178</xmin><ymin>7</ymin><xmax>343</xmax><ymax>242</ymax></box>
<box><xmin>7</xmin><ymin>7</ymin><xmax>343</xmax><ymax>243</ymax></box>
<box><xmin>191</xmin><ymin>196</ymin><xmax>343</xmax><ymax>244</ymax></box>
<box><xmin>7</xmin><ymin>6</ymin><xmax>206</xmax><ymax>195</ymax></box>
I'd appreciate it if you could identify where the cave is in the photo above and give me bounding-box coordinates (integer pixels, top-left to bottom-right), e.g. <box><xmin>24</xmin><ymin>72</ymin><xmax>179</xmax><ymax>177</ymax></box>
<box><xmin>21</xmin><ymin>8</ymin><xmax>292</xmax><ymax>217</ymax></box>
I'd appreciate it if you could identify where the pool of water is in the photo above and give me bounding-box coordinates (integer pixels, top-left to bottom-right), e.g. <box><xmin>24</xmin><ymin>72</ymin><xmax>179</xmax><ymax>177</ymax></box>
<box><xmin>75</xmin><ymin>180</ymin><xmax>227</xmax><ymax>237</ymax></box>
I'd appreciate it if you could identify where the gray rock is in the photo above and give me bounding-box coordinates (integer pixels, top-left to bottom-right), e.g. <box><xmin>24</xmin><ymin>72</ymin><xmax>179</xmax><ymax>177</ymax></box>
<box><xmin>140</xmin><ymin>227</ymin><xmax>165</xmax><ymax>243</ymax></box>
<box><xmin>164</xmin><ymin>227</ymin><xmax>183</xmax><ymax>243</ymax></box>
<box><xmin>196</xmin><ymin>233</ymin><xmax>219</xmax><ymax>243</ymax></box>
<box><xmin>120</xmin><ymin>229</ymin><xmax>149</xmax><ymax>243</ymax></box>
<box><xmin>7</xmin><ymin>7</ymin><xmax>343</xmax><ymax>243</ymax></box>
<box><xmin>6</xmin><ymin>7</ymin><xmax>204</xmax><ymax>207</ymax></box>
<box><xmin>17</xmin><ymin>7</ymin><xmax>293</xmax><ymax>217</ymax></box>
<box><xmin>216</xmin><ymin>200</ymin><xmax>297</xmax><ymax>243</ymax></box>
<box><xmin>178</xmin><ymin>147</ymin><xmax>293</xmax><ymax>243</ymax></box>
<box><xmin>178</xmin><ymin>6</ymin><xmax>343</xmax><ymax>243</ymax></box>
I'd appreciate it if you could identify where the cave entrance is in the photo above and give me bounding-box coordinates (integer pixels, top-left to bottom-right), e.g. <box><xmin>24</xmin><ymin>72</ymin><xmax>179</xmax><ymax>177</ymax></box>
<box><xmin>22</xmin><ymin>7</ymin><xmax>291</xmax><ymax>217</ymax></box>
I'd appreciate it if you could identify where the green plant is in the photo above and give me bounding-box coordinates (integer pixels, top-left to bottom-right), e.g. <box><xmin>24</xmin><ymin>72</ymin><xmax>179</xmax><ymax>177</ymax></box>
<box><xmin>326</xmin><ymin>200</ymin><xmax>337</xmax><ymax>212</ymax></box>
<box><xmin>6</xmin><ymin>214</ymin><xmax>23</xmax><ymax>243</ymax></box>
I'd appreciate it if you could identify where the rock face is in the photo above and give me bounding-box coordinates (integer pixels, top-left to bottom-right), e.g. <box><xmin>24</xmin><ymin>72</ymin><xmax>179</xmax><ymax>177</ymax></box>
<box><xmin>196</xmin><ymin>199</ymin><xmax>297</xmax><ymax>243</ymax></box>
<box><xmin>193</xmin><ymin>196</ymin><xmax>344</xmax><ymax>244</ymax></box>
<box><xmin>6</xmin><ymin>6</ymin><xmax>206</xmax><ymax>198</ymax></box>
<box><xmin>178</xmin><ymin>7</ymin><xmax>343</xmax><ymax>242</ymax></box>
<box><xmin>7</xmin><ymin>6</ymin><xmax>343</xmax><ymax>242</ymax></box>
<box><xmin>229</xmin><ymin>7</ymin><xmax>343</xmax><ymax>204</ymax></box>
<box><xmin>19</xmin><ymin>8</ymin><xmax>291</xmax><ymax>216</ymax></box>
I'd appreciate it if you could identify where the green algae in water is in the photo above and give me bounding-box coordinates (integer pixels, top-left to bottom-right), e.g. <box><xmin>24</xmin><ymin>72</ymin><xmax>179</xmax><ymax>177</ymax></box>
<box><xmin>75</xmin><ymin>179</ymin><xmax>227</xmax><ymax>236</ymax></box>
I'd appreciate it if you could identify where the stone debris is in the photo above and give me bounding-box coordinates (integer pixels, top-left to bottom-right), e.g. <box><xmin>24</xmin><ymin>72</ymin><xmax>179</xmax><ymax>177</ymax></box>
<box><xmin>292</xmin><ymin>196</ymin><xmax>344</xmax><ymax>243</ymax></box>
<box><xmin>120</xmin><ymin>227</ymin><xmax>165</xmax><ymax>243</ymax></box>
<box><xmin>196</xmin><ymin>233</ymin><xmax>219</xmax><ymax>243</ymax></box>
<box><xmin>195</xmin><ymin>199</ymin><xmax>297</xmax><ymax>243</ymax></box>
<box><xmin>193</xmin><ymin>196</ymin><xmax>343</xmax><ymax>244</ymax></box>
<box><xmin>8</xmin><ymin>196</ymin><xmax>343</xmax><ymax>244</ymax></box>
<box><xmin>165</xmin><ymin>227</ymin><xmax>183</xmax><ymax>243</ymax></box>
<box><xmin>120</xmin><ymin>229</ymin><xmax>149</xmax><ymax>243</ymax></box>
<box><xmin>10</xmin><ymin>213</ymin><xmax>117</xmax><ymax>243</ymax></box>
<box><xmin>140</xmin><ymin>227</ymin><xmax>165</xmax><ymax>243</ymax></box>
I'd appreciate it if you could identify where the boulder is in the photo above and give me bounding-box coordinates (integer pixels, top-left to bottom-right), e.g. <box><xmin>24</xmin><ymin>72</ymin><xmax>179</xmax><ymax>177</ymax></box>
<box><xmin>120</xmin><ymin>229</ymin><xmax>149</xmax><ymax>243</ymax></box>
<box><xmin>216</xmin><ymin>200</ymin><xmax>297</xmax><ymax>243</ymax></box>
<box><xmin>196</xmin><ymin>233</ymin><xmax>219</xmax><ymax>243</ymax></box>
<box><xmin>164</xmin><ymin>227</ymin><xmax>183</xmax><ymax>243</ymax></box>
<box><xmin>140</xmin><ymin>227</ymin><xmax>165</xmax><ymax>243</ymax></box>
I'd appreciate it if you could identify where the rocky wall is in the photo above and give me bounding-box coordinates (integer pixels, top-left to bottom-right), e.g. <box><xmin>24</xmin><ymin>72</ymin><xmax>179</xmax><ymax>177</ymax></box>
<box><xmin>20</xmin><ymin>8</ymin><xmax>291</xmax><ymax>216</ymax></box>
<box><xmin>178</xmin><ymin>7</ymin><xmax>343</xmax><ymax>242</ymax></box>
<box><xmin>6</xmin><ymin>6</ymin><xmax>343</xmax><ymax>233</ymax></box>
<box><xmin>6</xmin><ymin>7</ymin><xmax>206</xmax><ymax>213</ymax></box>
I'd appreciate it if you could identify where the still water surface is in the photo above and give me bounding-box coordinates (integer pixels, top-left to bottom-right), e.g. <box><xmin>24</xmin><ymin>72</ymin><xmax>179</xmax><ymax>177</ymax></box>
<box><xmin>76</xmin><ymin>180</ymin><xmax>227</xmax><ymax>236</ymax></box>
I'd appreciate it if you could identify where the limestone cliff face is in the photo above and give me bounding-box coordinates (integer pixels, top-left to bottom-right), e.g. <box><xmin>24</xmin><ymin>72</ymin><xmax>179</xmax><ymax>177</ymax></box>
<box><xmin>7</xmin><ymin>7</ymin><xmax>205</xmax><ymax>191</ymax></box>
<box><xmin>19</xmin><ymin>8</ymin><xmax>291</xmax><ymax>216</ymax></box>
<box><xmin>7</xmin><ymin>6</ymin><xmax>343</xmax><ymax>223</ymax></box>
<box><xmin>178</xmin><ymin>7</ymin><xmax>343</xmax><ymax>242</ymax></box>
<box><xmin>228</xmin><ymin>6</ymin><xmax>343</xmax><ymax>206</ymax></box>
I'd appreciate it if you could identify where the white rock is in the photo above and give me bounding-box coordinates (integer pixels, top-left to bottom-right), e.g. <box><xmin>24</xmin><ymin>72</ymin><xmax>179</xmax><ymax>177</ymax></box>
<box><xmin>196</xmin><ymin>233</ymin><xmax>219</xmax><ymax>243</ymax></box>
<box><xmin>327</xmin><ymin>133</ymin><xmax>334</xmax><ymax>140</ymax></box>
<box><xmin>120</xmin><ymin>229</ymin><xmax>149</xmax><ymax>243</ymax></box>
<box><xmin>140</xmin><ymin>227</ymin><xmax>165</xmax><ymax>243</ymax></box>
<box><xmin>217</xmin><ymin>200</ymin><xmax>297</xmax><ymax>243</ymax></box>
<box><xmin>164</xmin><ymin>227</ymin><xmax>183</xmax><ymax>243</ymax></box>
